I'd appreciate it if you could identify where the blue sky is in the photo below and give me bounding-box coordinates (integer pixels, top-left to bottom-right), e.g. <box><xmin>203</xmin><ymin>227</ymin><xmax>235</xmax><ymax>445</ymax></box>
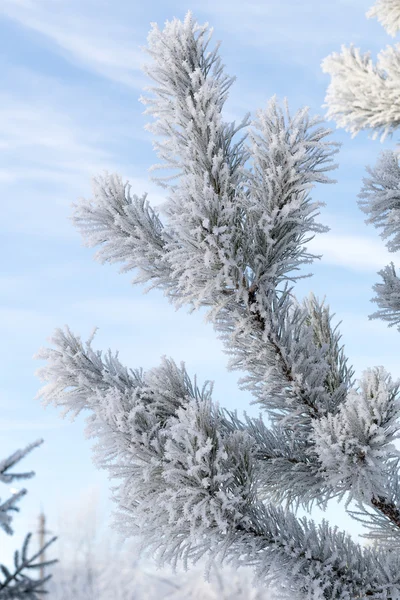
<box><xmin>1</xmin><ymin>0</ymin><xmax>399</xmax><ymax>572</ymax></box>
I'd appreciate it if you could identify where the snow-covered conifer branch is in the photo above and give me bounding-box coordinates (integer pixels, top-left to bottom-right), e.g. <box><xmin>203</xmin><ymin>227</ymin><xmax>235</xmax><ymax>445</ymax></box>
<box><xmin>302</xmin><ymin>292</ymin><xmax>355</xmax><ymax>403</ymax></box>
<box><xmin>367</xmin><ymin>262</ymin><xmax>400</xmax><ymax>330</ymax></box>
<box><xmin>358</xmin><ymin>151</ymin><xmax>400</xmax><ymax>254</ymax></box>
<box><xmin>215</xmin><ymin>288</ymin><xmax>355</xmax><ymax>434</ymax></box>
<box><xmin>227</xmin><ymin>412</ymin><xmax>329</xmax><ymax>510</ymax></box>
<box><xmin>72</xmin><ymin>174</ymin><xmax>175</xmax><ymax>294</ymax></box>
<box><xmin>322</xmin><ymin>44</ymin><xmax>400</xmax><ymax>140</ymax></box>
<box><xmin>0</xmin><ymin>489</ymin><xmax>27</xmax><ymax>536</ymax></box>
<box><xmin>34</xmin><ymin>327</ymin><xmax>400</xmax><ymax>597</ymax></box>
<box><xmin>71</xmin><ymin>12</ymin><xmax>347</xmax><ymax>445</ymax></box>
<box><xmin>367</xmin><ymin>0</ymin><xmax>400</xmax><ymax>37</ymax></box>
<box><xmin>324</xmin><ymin>5</ymin><xmax>400</xmax><ymax>336</ymax></box>
<box><xmin>319</xmin><ymin>0</ymin><xmax>400</xmax><ymax>560</ymax></box>
<box><xmin>356</xmin><ymin>151</ymin><xmax>400</xmax><ymax>331</ymax></box>
<box><xmin>0</xmin><ymin>440</ymin><xmax>43</xmax><ymax>535</ymax></box>
<box><xmin>36</xmin><ymin>326</ymin><xmax>400</xmax><ymax>518</ymax></box>
<box><xmin>312</xmin><ymin>366</ymin><xmax>400</xmax><ymax>504</ymax></box>
<box><xmin>140</xmin><ymin>11</ymin><xmax>250</xmax><ymax>188</ymax></box>
<box><xmin>0</xmin><ymin>439</ymin><xmax>43</xmax><ymax>484</ymax></box>
<box><xmin>72</xmin><ymin>11</ymin><xmax>339</xmax><ymax>315</ymax></box>
<box><xmin>35</xmin><ymin>328</ymin><xmax>324</xmax><ymax>511</ymax></box>
<box><xmin>235</xmin><ymin>98</ymin><xmax>338</xmax><ymax>295</ymax></box>
<box><xmin>36</xmin><ymin>8</ymin><xmax>400</xmax><ymax>596</ymax></box>
<box><xmin>34</xmin><ymin>325</ymin><xmax>148</xmax><ymax>420</ymax></box>
<box><xmin>0</xmin><ymin>441</ymin><xmax>57</xmax><ymax>598</ymax></box>
<box><xmin>350</xmin><ymin>459</ymin><xmax>400</xmax><ymax>549</ymax></box>
<box><xmin>0</xmin><ymin>533</ymin><xmax>57</xmax><ymax>599</ymax></box>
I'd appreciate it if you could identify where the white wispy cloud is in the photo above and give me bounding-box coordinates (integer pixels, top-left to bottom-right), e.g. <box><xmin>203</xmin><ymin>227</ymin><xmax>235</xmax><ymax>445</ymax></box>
<box><xmin>71</xmin><ymin>297</ymin><xmax>175</xmax><ymax>325</ymax></box>
<box><xmin>0</xmin><ymin>0</ymin><xmax>148</xmax><ymax>87</ymax></box>
<box><xmin>308</xmin><ymin>232</ymin><xmax>394</xmax><ymax>271</ymax></box>
<box><xmin>0</xmin><ymin>418</ymin><xmax>65</xmax><ymax>432</ymax></box>
<box><xmin>187</xmin><ymin>0</ymin><xmax>388</xmax><ymax>72</ymax></box>
<box><xmin>0</xmin><ymin>82</ymin><xmax>165</xmax><ymax>238</ymax></box>
<box><xmin>69</xmin><ymin>296</ymin><xmax>227</xmax><ymax>368</ymax></box>
<box><xmin>0</xmin><ymin>0</ymin><xmax>378</xmax><ymax>84</ymax></box>
<box><xmin>0</xmin><ymin>90</ymin><xmax>115</xmax><ymax>241</ymax></box>
<box><xmin>0</xmin><ymin>307</ymin><xmax>56</xmax><ymax>337</ymax></box>
<box><xmin>0</xmin><ymin>92</ymin><xmax>113</xmax><ymax>180</ymax></box>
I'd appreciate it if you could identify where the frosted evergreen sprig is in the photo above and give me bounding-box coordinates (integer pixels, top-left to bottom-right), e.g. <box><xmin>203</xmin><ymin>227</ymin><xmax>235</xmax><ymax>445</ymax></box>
<box><xmin>225</xmin><ymin>411</ymin><xmax>329</xmax><ymax>511</ymax></box>
<box><xmin>73</xmin><ymin>15</ymin><xmax>339</xmax><ymax>312</ymax></box>
<box><xmin>35</xmin><ymin>328</ymin><xmax>325</xmax><ymax>512</ymax></box>
<box><xmin>0</xmin><ymin>441</ymin><xmax>57</xmax><ymax>598</ymax></box>
<box><xmin>302</xmin><ymin>291</ymin><xmax>355</xmax><ymax>406</ymax></box>
<box><xmin>70</xmin><ymin>11</ymin><xmax>349</xmax><ymax>454</ymax></box>
<box><xmin>0</xmin><ymin>533</ymin><xmax>57</xmax><ymax>599</ymax></box>
<box><xmin>367</xmin><ymin>0</ymin><xmax>400</xmax><ymax>37</ymax></box>
<box><xmin>0</xmin><ymin>440</ymin><xmax>43</xmax><ymax>535</ymax></box>
<box><xmin>320</xmin><ymin>0</ymin><xmax>400</xmax><ymax>567</ymax></box>
<box><xmin>232</xmin><ymin>97</ymin><xmax>338</xmax><ymax>301</ymax></box>
<box><xmin>312</xmin><ymin>366</ymin><xmax>400</xmax><ymax>504</ymax></box>
<box><xmin>324</xmin><ymin>4</ymin><xmax>400</xmax><ymax>337</ymax></box>
<box><xmin>350</xmin><ymin>459</ymin><xmax>400</xmax><ymax>548</ymax></box>
<box><xmin>357</xmin><ymin>150</ymin><xmax>400</xmax><ymax>331</ymax></box>
<box><xmin>322</xmin><ymin>44</ymin><xmax>400</xmax><ymax>140</ymax></box>
<box><xmin>35</xmin><ymin>326</ymin><xmax>400</xmax><ymax>521</ymax></box>
<box><xmin>367</xmin><ymin>262</ymin><xmax>400</xmax><ymax>331</ymax></box>
<box><xmin>72</xmin><ymin>174</ymin><xmax>174</xmax><ymax>295</ymax></box>
<box><xmin>0</xmin><ymin>489</ymin><xmax>27</xmax><ymax>536</ymax></box>
<box><xmin>358</xmin><ymin>150</ymin><xmax>400</xmax><ymax>254</ymax></box>
<box><xmin>140</xmin><ymin>11</ymin><xmax>250</xmax><ymax>189</ymax></box>
<box><xmin>0</xmin><ymin>439</ymin><xmax>42</xmax><ymax>484</ymax></box>
<box><xmin>214</xmin><ymin>287</ymin><xmax>355</xmax><ymax>434</ymax></box>
<box><xmin>35</xmin><ymin>328</ymin><xmax>400</xmax><ymax>599</ymax></box>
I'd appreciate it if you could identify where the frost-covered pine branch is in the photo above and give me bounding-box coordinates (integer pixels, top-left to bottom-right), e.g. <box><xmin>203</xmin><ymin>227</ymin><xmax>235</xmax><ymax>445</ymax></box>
<box><xmin>46</xmin><ymin>491</ymin><xmax>275</xmax><ymax>600</ymax></box>
<box><xmin>312</xmin><ymin>365</ymin><xmax>400</xmax><ymax>504</ymax></box>
<box><xmin>322</xmin><ymin>0</ymin><xmax>400</xmax><ymax>141</ymax></box>
<box><xmin>358</xmin><ymin>151</ymin><xmax>400</xmax><ymax>331</ymax></box>
<box><xmin>367</xmin><ymin>0</ymin><xmax>400</xmax><ymax>37</ymax></box>
<box><xmin>323</xmin><ymin>1</ymin><xmax>400</xmax><ymax>336</ymax></box>
<box><xmin>0</xmin><ymin>440</ymin><xmax>57</xmax><ymax>599</ymax></box>
<box><xmin>322</xmin><ymin>44</ymin><xmax>400</xmax><ymax>141</ymax></box>
<box><xmin>320</xmin><ymin>0</ymin><xmax>400</xmax><ymax>554</ymax></box>
<box><xmin>71</xmin><ymin>12</ymin><xmax>352</xmax><ymax>457</ymax></box>
<box><xmin>35</xmin><ymin>326</ymin><xmax>400</xmax><ymax>597</ymax></box>
<box><xmin>36</xmin><ymin>10</ymin><xmax>400</xmax><ymax>598</ymax></box>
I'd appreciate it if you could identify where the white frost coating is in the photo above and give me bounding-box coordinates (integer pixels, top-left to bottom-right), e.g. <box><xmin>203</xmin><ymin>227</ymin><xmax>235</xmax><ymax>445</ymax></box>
<box><xmin>74</xmin><ymin>13</ymin><xmax>339</xmax><ymax>314</ymax></box>
<box><xmin>312</xmin><ymin>366</ymin><xmax>400</xmax><ymax>503</ymax></box>
<box><xmin>367</xmin><ymin>0</ymin><xmax>400</xmax><ymax>37</ymax></box>
<box><xmin>322</xmin><ymin>44</ymin><xmax>400</xmax><ymax>140</ymax></box>
<box><xmin>356</xmin><ymin>150</ymin><xmax>400</xmax><ymax>332</ymax></box>
<box><xmin>323</xmin><ymin>0</ymin><xmax>400</xmax><ymax>139</ymax></box>
<box><xmin>358</xmin><ymin>151</ymin><xmax>400</xmax><ymax>254</ymax></box>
